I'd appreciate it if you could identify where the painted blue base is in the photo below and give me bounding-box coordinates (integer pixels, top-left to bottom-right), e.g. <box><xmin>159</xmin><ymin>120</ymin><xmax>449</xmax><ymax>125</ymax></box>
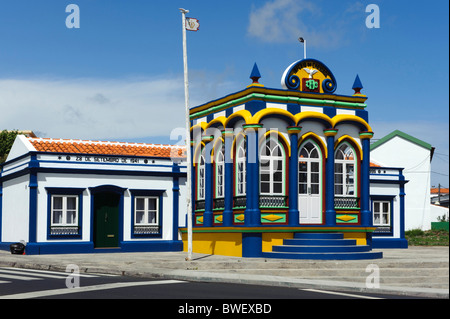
<box><xmin>0</xmin><ymin>241</ymin><xmax>183</xmax><ymax>255</ymax></box>
<box><xmin>372</xmin><ymin>238</ymin><xmax>408</xmax><ymax>249</ymax></box>
<box><xmin>242</xmin><ymin>233</ymin><xmax>263</xmax><ymax>258</ymax></box>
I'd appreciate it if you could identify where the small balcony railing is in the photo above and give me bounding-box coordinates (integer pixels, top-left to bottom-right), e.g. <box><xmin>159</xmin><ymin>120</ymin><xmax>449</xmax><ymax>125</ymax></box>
<box><xmin>213</xmin><ymin>198</ymin><xmax>225</xmax><ymax>209</ymax></box>
<box><xmin>334</xmin><ymin>196</ymin><xmax>360</xmax><ymax>209</ymax></box>
<box><xmin>259</xmin><ymin>195</ymin><xmax>287</xmax><ymax>208</ymax></box>
<box><xmin>195</xmin><ymin>200</ymin><xmax>205</xmax><ymax>211</ymax></box>
<box><xmin>233</xmin><ymin>196</ymin><xmax>247</xmax><ymax>208</ymax></box>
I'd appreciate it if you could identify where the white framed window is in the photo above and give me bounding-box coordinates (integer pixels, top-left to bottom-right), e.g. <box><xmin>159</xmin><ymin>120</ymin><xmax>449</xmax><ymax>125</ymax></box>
<box><xmin>298</xmin><ymin>141</ymin><xmax>321</xmax><ymax>195</ymax></box>
<box><xmin>51</xmin><ymin>195</ymin><xmax>78</xmax><ymax>226</ymax></box>
<box><xmin>373</xmin><ymin>200</ymin><xmax>390</xmax><ymax>226</ymax></box>
<box><xmin>215</xmin><ymin>148</ymin><xmax>225</xmax><ymax>198</ymax></box>
<box><xmin>260</xmin><ymin>138</ymin><xmax>285</xmax><ymax>195</ymax></box>
<box><xmin>334</xmin><ymin>143</ymin><xmax>357</xmax><ymax>196</ymax></box>
<box><xmin>130</xmin><ymin>189</ymin><xmax>163</xmax><ymax>237</ymax></box>
<box><xmin>197</xmin><ymin>154</ymin><xmax>206</xmax><ymax>200</ymax></box>
<box><xmin>134</xmin><ymin>196</ymin><xmax>159</xmax><ymax>226</ymax></box>
<box><xmin>235</xmin><ymin>138</ymin><xmax>246</xmax><ymax>196</ymax></box>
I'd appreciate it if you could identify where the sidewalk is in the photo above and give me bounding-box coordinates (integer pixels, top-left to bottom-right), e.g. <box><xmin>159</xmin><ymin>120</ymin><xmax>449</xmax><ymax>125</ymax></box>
<box><xmin>0</xmin><ymin>246</ymin><xmax>448</xmax><ymax>298</ymax></box>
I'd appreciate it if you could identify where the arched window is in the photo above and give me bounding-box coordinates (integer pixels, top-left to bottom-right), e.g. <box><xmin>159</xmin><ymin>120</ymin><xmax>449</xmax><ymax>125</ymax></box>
<box><xmin>334</xmin><ymin>142</ymin><xmax>357</xmax><ymax>197</ymax></box>
<box><xmin>299</xmin><ymin>141</ymin><xmax>321</xmax><ymax>196</ymax></box>
<box><xmin>215</xmin><ymin>146</ymin><xmax>225</xmax><ymax>199</ymax></box>
<box><xmin>235</xmin><ymin>138</ymin><xmax>246</xmax><ymax>196</ymax></box>
<box><xmin>260</xmin><ymin>138</ymin><xmax>285</xmax><ymax>195</ymax></box>
<box><xmin>298</xmin><ymin>139</ymin><xmax>323</xmax><ymax>224</ymax></box>
<box><xmin>197</xmin><ymin>153</ymin><xmax>206</xmax><ymax>201</ymax></box>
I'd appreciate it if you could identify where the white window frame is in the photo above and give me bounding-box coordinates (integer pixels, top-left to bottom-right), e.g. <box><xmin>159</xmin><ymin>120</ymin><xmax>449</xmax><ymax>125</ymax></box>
<box><xmin>373</xmin><ymin>200</ymin><xmax>391</xmax><ymax>227</ymax></box>
<box><xmin>215</xmin><ymin>148</ymin><xmax>225</xmax><ymax>198</ymax></box>
<box><xmin>235</xmin><ymin>138</ymin><xmax>246</xmax><ymax>196</ymax></box>
<box><xmin>51</xmin><ymin>195</ymin><xmax>78</xmax><ymax>227</ymax></box>
<box><xmin>334</xmin><ymin>142</ymin><xmax>357</xmax><ymax>197</ymax></box>
<box><xmin>298</xmin><ymin>140</ymin><xmax>322</xmax><ymax>196</ymax></box>
<box><xmin>259</xmin><ymin>138</ymin><xmax>285</xmax><ymax>195</ymax></box>
<box><xmin>134</xmin><ymin>196</ymin><xmax>159</xmax><ymax>226</ymax></box>
<box><xmin>197</xmin><ymin>154</ymin><xmax>206</xmax><ymax>200</ymax></box>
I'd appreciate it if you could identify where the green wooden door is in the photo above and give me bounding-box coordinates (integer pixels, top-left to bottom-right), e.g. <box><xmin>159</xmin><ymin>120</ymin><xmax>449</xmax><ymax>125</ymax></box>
<box><xmin>94</xmin><ymin>193</ymin><xmax>120</xmax><ymax>248</ymax></box>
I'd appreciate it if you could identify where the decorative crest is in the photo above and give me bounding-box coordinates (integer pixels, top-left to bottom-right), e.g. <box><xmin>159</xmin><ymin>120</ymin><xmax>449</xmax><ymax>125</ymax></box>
<box><xmin>281</xmin><ymin>58</ymin><xmax>337</xmax><ymax>93</ymax></box>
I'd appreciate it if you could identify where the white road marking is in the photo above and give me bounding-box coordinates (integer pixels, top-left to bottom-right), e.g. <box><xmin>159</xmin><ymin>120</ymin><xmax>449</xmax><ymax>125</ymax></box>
<box><xmin>302</xmin><ymin>288</ymin><xmax>384</xmax><ymax>299</ymax></box>
<box><xmin>0</xmin><ymin>280</ymin><xmax>186</xmax><ymax>299</ymax></box>
<box><xmin>0</xmin><ymin>268</ymin><xmax>69</xmax><ymax>279</ymax></box>
<box><xmin>0</xmin><ymin>267</ymin><xmax>104</xmax><ymax>278</ymax></box>
<box><xmin>0</xmin><ymin>273</ymin><xmax>42</xmax><ymax>281</ymax></box>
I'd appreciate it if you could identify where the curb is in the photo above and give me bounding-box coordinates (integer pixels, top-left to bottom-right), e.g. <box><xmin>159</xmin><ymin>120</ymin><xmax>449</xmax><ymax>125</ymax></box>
<box><xmin>119</xmin><ymin>269</ymin><xmax>449</xmax><ymax>299</ymax></box>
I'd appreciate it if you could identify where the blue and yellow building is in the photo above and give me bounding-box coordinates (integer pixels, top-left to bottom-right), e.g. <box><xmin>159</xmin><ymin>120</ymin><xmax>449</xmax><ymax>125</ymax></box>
<box><xmin>180</xmin><ymin>58</ymin><xmax>383</xmax><ymax>259</ymax></box>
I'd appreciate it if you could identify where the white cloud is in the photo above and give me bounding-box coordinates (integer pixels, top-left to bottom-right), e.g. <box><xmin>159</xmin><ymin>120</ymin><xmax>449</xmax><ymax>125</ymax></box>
<box><xmin>247</xmin><ymin>0</ymin><xmax>365</xmax><ymax>48</ymax></box>
<box><xmin>0</xmin><ymin>77</ymin><xmax>187</xmax><ymax>141</ymax></box>
<box><xmin>247</xmin><ymin>0</ymin><xmax>314</xmax><ymax>43</ymax></box>
<box><xmin>0</xmin><ymin>73</ymin><xmax>241</xmax><ymax>143</ymax></box>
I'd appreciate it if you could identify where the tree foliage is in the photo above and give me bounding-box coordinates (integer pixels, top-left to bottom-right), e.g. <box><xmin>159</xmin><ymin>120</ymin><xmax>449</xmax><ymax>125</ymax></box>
<box><xmin>0</xmin><ymin>130</ymin><xmax>19</xmax><ymax>163</ymax></box>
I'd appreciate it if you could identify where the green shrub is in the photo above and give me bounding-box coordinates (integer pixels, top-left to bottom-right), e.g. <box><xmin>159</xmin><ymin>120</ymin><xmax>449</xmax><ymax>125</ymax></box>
<box><xmin>406</xmin><ymin>229</ymin><xmax>449</xmax><ymax>246</ymax></box>
<box><xmin>406</xmin><ymin>229</ymin><xmax>425</xmax><ymax>237</ymax></box>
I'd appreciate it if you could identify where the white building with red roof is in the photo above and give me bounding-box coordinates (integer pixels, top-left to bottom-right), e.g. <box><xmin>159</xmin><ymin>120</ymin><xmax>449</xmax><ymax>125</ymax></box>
<box><xmin>1</xmin><ymin>135</ymin><xmax>187</xmax><ymax>254</ymax></box>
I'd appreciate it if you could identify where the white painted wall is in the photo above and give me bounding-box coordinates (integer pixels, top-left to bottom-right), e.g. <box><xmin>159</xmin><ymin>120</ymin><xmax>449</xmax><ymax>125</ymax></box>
<box><xmin>371</xmin><ymin>136</ymin><xmax>432</xmax><ymax>230</ymax></box>
<box><xmin>5</xmin><ymin>135</ymin><xmax>33</xmax><ymax>162</ymax></box>
<box><xmin>1</xmin><ymin>175</ymin><xmax>29</xmax><ymax>243</ymax></box>
<box><xmin>35</xmin><ymin>172</ymin><xmax>177</xmax><ymax>243</ymax></box>
<box><xmin>370</xmin><ymin>182</ymin><xmax>402</xmax><ymax>238</ymax></box>
<box><xmin>430</xmin><ymin>204</ymin><xmax>449</xmax><ymax>223</ymax></box>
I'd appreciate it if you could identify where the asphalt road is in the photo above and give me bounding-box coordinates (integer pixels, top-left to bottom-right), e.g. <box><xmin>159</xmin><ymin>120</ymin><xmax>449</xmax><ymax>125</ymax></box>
<box><xmin>0</xmin><ymin>266</ymin><xmax>424</xmax><ymax>301</ymax></box>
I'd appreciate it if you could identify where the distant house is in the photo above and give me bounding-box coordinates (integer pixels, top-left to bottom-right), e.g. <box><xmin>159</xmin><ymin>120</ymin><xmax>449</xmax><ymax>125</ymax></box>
<box><xmin>370</xmin><ymin>130</ymin><xmax>434</xmax><ymax>231</ymax></box>
<box><xmin>431</xmin><ymin>187</ymin><xmax>449</xmax><ymax>207</ymax></box>
<box><xmin>369</xmin><ymin>161</ymin><xmax>408</xmax><ymax>248</ymax></box>
<box><xmin>14</xmin><ymin>131</ymin><xmax>37</xmax><ymax>138</ymax></box>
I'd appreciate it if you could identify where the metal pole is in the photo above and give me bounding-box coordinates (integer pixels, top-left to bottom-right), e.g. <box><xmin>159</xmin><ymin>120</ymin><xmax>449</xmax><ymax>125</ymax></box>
<box><xmin>180</xmin><ymin>8</ymin><xmax>193</xmax><ymax>261</ymax></box>
<box><xmin>298</xmin><ymin>37</ymin><xmax>306</xmax><ymax>59</ymax></box>
<box><xmin>304</xmin><ymin>39</ymin><xmax>307</xmax><ymax>59</ymax></box>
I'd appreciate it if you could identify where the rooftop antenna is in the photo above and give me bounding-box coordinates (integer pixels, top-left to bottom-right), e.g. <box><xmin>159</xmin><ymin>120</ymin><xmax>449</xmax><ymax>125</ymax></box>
<box><xmin>299</xmin><ymin>37</ymin><xmax>306</xmax><ymax>59</ymax></box>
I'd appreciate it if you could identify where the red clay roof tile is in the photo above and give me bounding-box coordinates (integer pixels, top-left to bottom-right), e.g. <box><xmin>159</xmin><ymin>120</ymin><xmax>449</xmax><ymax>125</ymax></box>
<box><xmin>28</xmin><ymin>138</ymin><xmax>186</xmax><ymax>159</ymax></box>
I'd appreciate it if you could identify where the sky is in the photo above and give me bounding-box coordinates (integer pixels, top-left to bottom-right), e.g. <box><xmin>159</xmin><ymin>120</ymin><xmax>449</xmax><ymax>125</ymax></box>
<box><xmin>0</xmin><ymin>0</ymin><xmax>448</xmax><ymax>187</ymax></box>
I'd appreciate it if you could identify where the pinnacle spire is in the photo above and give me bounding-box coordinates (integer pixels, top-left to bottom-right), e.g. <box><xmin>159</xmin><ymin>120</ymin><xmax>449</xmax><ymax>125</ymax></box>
<box><xmin>352</xmin><ymin>74</ymin><xmax>363</xmax><ymax>95</ymax></box>
<box><xmin>250</xmin><ymin>63</ymin><xmax>261</xmax><ymax>83</ymax></box>
<box><xmin>247</xmin><ymin>63</ymin><xmax>264</xmax><ymax>88</ymax></box>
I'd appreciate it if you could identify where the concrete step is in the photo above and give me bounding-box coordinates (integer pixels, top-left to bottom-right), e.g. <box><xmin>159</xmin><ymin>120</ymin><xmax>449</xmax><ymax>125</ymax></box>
<box><xmin>263</xmin><ymin>251</ymin><xmax>383</xmax><ymax>260</ymax></box>
<box><xmin>150</xmin><ymin>259</ymin><xmax>449</xmax><ymax>271</ymax></box>
<box><xmin>272</xmin><ymin>244</ymin><xmax>372</xmax><ymax>253</ymax></box>
<box><xmin>265</xmin><ymin>232</ymin><xmax>382</xmax><ymax>260</ymax></box>
<box><xmin>294</xmin><ymin>233</ymin><xmax>344</xmax><ymax>239</ymax></box>
<box><xmin>208</xmin><ymin>267</ymin><xmax>449</xmax><ymax>278</ymax></box>
<box><xmin>283</xmin><ymin>238</ymin><xmax>357</xmax><ymax>246</ymax></box>
<box><xmin>206</xmin><ymin>268</ymin><xmax>449</xmax><ymax>288</ymax></box>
